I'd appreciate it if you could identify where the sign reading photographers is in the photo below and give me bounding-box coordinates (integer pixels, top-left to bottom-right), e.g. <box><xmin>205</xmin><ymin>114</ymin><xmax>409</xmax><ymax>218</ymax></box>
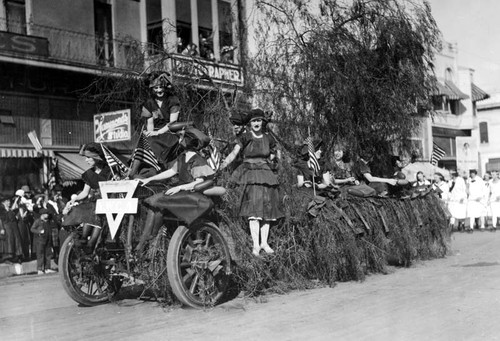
<box><xmin>94</xmin><ymin>109</ymin><xmax>131</xmax><ymax>143</ymax></box>
<box><xmin>171</xmin><ymin>54</ymin><xmax>243</xmax><ymax>86</ymax></box>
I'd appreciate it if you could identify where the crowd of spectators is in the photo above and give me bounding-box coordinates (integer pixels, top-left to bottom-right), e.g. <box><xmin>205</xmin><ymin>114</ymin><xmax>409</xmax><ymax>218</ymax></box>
<box><xmin>0</xmin><ymin>184</ymin><xmax>68</xmax><ymax>274</ymax></box>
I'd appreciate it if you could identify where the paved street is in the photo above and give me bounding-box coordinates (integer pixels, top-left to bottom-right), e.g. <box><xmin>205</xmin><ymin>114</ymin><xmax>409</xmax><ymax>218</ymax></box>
<box><xmin>1</xmin><ymin>231</ymin><xmax>500</xmax><ymax>341</ymax></box>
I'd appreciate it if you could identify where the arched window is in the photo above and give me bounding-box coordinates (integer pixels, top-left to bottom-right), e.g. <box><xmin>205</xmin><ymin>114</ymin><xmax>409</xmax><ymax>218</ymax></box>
<box><xmin>479</xmin><ymin>122</ymin><xmax>489</xmax><ymax>143</ymax></box>
<box><xmin>445</xmin><ymin>68</ymin><xmax>454</xmax><ymax>82</ymax></box>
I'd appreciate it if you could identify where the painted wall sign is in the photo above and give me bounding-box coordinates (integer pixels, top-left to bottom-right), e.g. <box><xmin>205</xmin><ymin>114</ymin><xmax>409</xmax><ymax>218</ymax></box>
<box><xmin>171</xmin><ymin>54</ymin><xmax>244</xmax><ymax>86</ymax></box>
<box><xmin>0</xmin><ymin>31</ymin><xmax>49</xmax><ymax>57</ymax></box>
<box><xmin>94</xmin><ymin>109</ymin><xmax>131</xmax><ymax>143</ymax></box>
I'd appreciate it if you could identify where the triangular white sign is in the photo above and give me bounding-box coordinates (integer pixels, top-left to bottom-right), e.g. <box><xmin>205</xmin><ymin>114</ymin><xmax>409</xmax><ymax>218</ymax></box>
<box><xmin>95</xmin><ymin>180</ymin><xmax>139</xmax><ymax>240</ymax></box>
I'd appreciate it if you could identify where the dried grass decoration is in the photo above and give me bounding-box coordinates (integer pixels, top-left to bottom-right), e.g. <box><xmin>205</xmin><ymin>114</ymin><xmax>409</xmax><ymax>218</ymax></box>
<box><xmin>208</xmin><ymin>181</ymin><xmax>451</xmax><ymax>298</ymax></box>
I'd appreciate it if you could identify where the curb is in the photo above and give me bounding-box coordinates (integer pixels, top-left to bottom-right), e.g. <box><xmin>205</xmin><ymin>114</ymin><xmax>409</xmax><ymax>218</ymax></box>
<box><xmin>0</xmin><ymin>260</ymin><xmax>58</xmax><ymax>279</ymax></box>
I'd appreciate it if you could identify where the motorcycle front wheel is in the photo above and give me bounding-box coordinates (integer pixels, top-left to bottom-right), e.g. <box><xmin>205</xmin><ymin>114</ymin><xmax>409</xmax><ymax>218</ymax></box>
<box><xmin>59</xmin><ymin>234</ymin><xmax>120</xmax><ymax>306</ymax></box>
<box><xmin>166</xmin><ymin>221</ymin><xmax>231</xmax><ymax>308</ymax></box>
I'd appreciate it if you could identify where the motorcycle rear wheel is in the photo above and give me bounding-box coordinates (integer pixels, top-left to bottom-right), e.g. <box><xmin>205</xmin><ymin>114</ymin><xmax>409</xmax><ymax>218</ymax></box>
<box><xmin>167</xmin><ymin>222</ymin><xmax>231</xmax><ymax>308</ymax></box>
<box><xmin>59</xmin><ymin>234</ymin><xmax>120</xmax><ymax>306</ymax></box>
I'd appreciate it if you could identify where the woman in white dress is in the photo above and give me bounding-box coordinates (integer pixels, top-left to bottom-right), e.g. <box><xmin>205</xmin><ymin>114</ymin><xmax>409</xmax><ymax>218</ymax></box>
<box><xmin>489</xmin><ymin>170</ymin><xmax>500</xmax><ymax>231</ymax></box>
<box><xmin>448</xmin><ymin>171</ymin><xmax>467</xmax><ymax>232</ymax></box>
<box><xmin>467</xmin><ymin>169</ymin><xmax>487</xmax><ymax>231</ymax></box>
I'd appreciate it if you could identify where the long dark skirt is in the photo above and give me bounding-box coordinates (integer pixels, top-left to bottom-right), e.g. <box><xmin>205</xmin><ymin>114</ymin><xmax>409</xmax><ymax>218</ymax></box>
<box><xmin>0</xmin><ymin>221</ymin><xmax>23</xmax><ymax>260</ymax></box>
<box><xmin>240</xmin><ymin>184</ymin><xmax>283</xmax><ymax>220</ymax></box>
<box><xmin>149</xmin><ymin>132</ymin><xmax>180</xmax><ymax>166</ymax></box>
<box><xmin>16</xmin><ymin>220</ymin><xmax>31</xmax><ymax>260</ymax></box>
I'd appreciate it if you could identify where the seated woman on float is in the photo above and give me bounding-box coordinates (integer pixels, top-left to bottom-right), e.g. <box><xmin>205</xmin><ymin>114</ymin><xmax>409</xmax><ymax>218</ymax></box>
<box><xmin>352</xmin><ymin>150</ymin><xmax>397</xmax><ymax>194</ymax></box>
<box><xmin>330</xmin><ymin>143</ymin><xmax>357</xmax><ymax>187</ymax></box>
<box><xmin>294</xmin><ymin>139</ymin><xmax>332</xmax><ymax>190</ymax></box>
<box><xmin>139</xmin><ymin>130</ymin><xmax>214</xmax><ymax>197</ymax></box>
<box><xmin>135</xmin><ymin>130</ymin><xmax>214</xmax><ymax>252</ymax></box>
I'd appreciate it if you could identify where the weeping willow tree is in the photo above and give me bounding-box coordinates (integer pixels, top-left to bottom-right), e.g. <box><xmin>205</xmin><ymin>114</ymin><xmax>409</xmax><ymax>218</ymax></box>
<box><xmin>70</xmin><ymin>2</ymin><xmax>451</xmax><ymax>302</ymax></box>
<box><xmin>249</xmin><ymin>0</ymin><xmax>441</xmax><ymax>161</ymax></box>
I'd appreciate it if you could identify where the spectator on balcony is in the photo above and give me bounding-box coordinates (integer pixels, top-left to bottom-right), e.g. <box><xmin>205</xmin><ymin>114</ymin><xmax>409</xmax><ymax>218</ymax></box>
<box><xmin>182</xmin><ymin>43</ymin><xmax>199</xmax><ymax>57</ymax></box>
<box><xmin>199</xmin><ymin>36</ymin><xmax>215</xmax><ymax>61</ymax></box>
<box><xmin>221</xmin><ymin>46</ymin><xmax>236</xmax><ymax>64</ymax></box>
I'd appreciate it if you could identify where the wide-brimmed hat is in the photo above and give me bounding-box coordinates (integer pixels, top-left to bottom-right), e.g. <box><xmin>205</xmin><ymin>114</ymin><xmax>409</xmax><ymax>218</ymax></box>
<box><xmin>79</xmin><ymin>142</ymin><xmax>104</xmax><ymax>161</ymax></box>
<box><xmin>247</xmin><ymin>109</ymin><xmax>268</xmax><ymax>122</ymax></box>
<box><xmin>21</xmin><ymin>185</ymin><xmax>31</xmax><ymax>193</ymax></box>
<box><xmin>38</xmin><ymin>208</ymin><xmax>49</xmax><ymax>215</ymax></box>
<box><xmin>15</xmin><ymin>189</ymin><xmax>25</xmax><ymax>197</ymax></box>
<box><xmin>148</xmin><ymin>72</ymin><xmax>172</xmax><ymax>88</ymax></box>
<box><xmin>229</xmin><ymin>111</ymin><xmax>248</xmax><ymax>126</ymax></box>
<box><xmin>180</xmin><ymin>128</ymin><xmax>211</xmax><ymax>152</ymax></box>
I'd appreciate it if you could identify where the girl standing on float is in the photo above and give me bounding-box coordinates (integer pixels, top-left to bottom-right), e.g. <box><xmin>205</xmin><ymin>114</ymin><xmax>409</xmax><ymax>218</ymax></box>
<box><xmin>489</xmin><ymin>170</ymin><xmax>500</xmax><ymax>231</ymax></box>
<box><xmin>221</xmin><ymin>109</ymin><xmax>283</xmax><ymax>256</ymax></box>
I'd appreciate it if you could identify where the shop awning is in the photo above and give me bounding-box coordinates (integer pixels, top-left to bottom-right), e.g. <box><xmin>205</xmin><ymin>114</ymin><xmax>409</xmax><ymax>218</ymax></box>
<box><xmin>444</xmin><ymin>80</ymin><xmax>469</xmax><ymax>100</ymax></box>
<box><xmin>56</xmin><ymin>152</ymin><xmax>90</xmax><ymax>181</ymax></box>
<box><xmin>0</xmin><ymin>148</ymin><xmax>54</xmax><ymax>158</ymax></box>
<box><xmin>433</xmin><ymin>81</ymin><xmax>455</xmax><ymax>98</ymax></box>
<box><xmin>471</xmin><ymin>83</ymin><xmax>489</xmax><ymax>102</ymax></box>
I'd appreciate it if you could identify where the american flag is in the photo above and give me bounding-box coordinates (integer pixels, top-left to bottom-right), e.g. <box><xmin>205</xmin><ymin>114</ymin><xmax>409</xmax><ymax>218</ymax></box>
<box><xmin>131</xmin><ymin>131</ymin><xmax>161</xmax><ymax>171</ymax></box>
<box><xmin>206</xmin><ymin>131</ymin><xmax>221</xmax><ymax>171</ymax></box>
<box><xmin>47</xmin><ymin>157</ymin><xmax>60</xmax><ymax>190</ymax></box>
<box><xmin>101</xmin><ymin>144</ymin><xmax>129</xmax><ymax>176</ymax></box>
<box><xmin>207</xmin><ymin>144</ymin><xmax>221</xmax><ymax>171</ymax></box>
<box><xmin>27</xmin><ymin>130</ymin><xmax>43</xmax><ymax>152</ymax></box>
<box><xmin>306</xmin><ymin>136</ymin><xmax>320</xmax><ymax>175</ymax></box>
<box><xmin>431</xmin><ymin>142</ymin><xmax>446</xmax><ymax>166</ymax></box>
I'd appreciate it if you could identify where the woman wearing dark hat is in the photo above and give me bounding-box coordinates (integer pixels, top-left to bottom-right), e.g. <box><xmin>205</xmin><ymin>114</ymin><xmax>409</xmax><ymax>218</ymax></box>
<box><xmin>137</xmin><ymin>129</ymin><xmax>215</xmax><ymax>252</ymax></box>
<box><xmin>221</xmin><ymin>108</ymin><xmax>283</xmax><ymax>256</ymax></box>
<box><xmin>62</xmin><ymin>143</ymin><xmax>111</xmax><ymax>229</ymax></box>
<box><xmin>293</xmin><ymin>139</ymin><xmax>332</xmax><ymax>189</ymax></box>
<box><xmin>140</xmin><ymin>72</ymin><xmax>181</xmax><ymax>168</ymax></box>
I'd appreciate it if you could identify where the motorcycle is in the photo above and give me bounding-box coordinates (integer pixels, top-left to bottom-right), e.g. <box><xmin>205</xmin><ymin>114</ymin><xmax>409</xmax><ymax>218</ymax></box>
<box><xmin>58</xmin><ymin>178</ymin><xmax>233</xmax><ymax>309</ymax></box>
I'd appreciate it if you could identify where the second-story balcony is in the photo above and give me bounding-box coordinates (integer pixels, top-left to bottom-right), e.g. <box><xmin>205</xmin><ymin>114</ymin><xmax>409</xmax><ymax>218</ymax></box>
<box><xmin>0</xmin><ymin>18</ymin><xmax>145</xmax><ymax>73</ymax></box>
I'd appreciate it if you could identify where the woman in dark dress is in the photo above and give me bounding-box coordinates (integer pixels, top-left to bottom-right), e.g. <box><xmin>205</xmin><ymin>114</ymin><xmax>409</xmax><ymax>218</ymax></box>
<box><xmin>221</xmin><ymin>109</ymin><xmax>283</xmax><ymax>256</ymax></box>
<box><xmin>0</xmin><ymin>195</ymin><xmax>23</xmax><ymax>263</ymax></box>
<box><xmin>141</xmin><ymin>73</ymin><xmax>181</xmax><ymax>166</ymax></box>
<box><xmin>62</xmin><ymin>143</ymin><xmax>111</xmax><ymax>229</ymax></box>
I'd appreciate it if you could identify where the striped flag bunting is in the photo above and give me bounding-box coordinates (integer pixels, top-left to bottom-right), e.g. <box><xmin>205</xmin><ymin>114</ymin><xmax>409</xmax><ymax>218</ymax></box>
<box><xmin>430</xmin><ymin>142</ymin><xmax>446</xmax><ymax>166</ymax></box>
<box><xmin>101</xmin><ymin>144</ymin><xmax>129</xmax><ymax>176</ymax></box>
<box><xmin>131</xmin><ymin>131</ymin><xmax>161</xmax><ymax>171</ymax></box>
<box><xmin>27</xmin><ymin>130</ymin><xmax>43</xmax><ymax>152</ymax></box>
<box><xmin>306</xmin><ymin>136</ymin><xmax>320</xmax><ymax>175</ymax></box>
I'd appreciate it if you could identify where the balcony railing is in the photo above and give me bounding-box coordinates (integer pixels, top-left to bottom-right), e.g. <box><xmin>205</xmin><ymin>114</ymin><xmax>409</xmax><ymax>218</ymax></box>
<box><xmin>0</xmin><ymin>18</ymin><xmax>145</xmax><ymax>72</ymax></box>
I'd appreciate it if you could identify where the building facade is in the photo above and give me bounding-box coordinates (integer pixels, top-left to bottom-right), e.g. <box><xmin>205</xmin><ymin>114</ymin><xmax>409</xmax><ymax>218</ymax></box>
<box><xmin>0</xmin><ymin>0</ymin><xmax>245</xmax><ymax>195</ymax></box>
<box><xmin>415</xmin><ymin>42</ymin><xmax>489</xmax><ymax>176</ymax></box>
<box><xmin>476</xmin><ymin>94</ymin><xmax>500</xmax><ymax>173</ymax></box>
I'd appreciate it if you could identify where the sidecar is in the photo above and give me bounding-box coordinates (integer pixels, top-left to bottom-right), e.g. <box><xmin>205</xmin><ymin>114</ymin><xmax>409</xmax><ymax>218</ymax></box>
<box><xmin>58</xmin><ymin>180</ymin><xmax>233</xmax><ymax>309</ymax></box>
